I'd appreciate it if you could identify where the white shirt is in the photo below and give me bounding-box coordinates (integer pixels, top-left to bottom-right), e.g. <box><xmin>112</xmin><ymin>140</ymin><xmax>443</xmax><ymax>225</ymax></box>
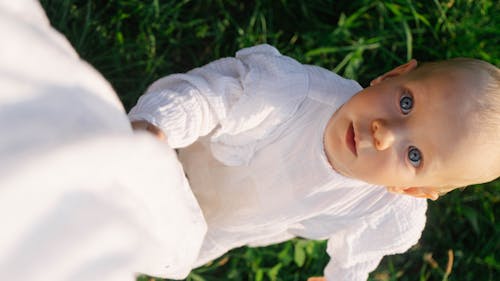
<box><xmin>0</xmin><ymin>1</ymin><xmax>206</xmax><ymax>280</ymax></box>
<box><xmin>129</xmin><ymin>44</ymin><xmax>428</xmax><ymax>281</ymax></box>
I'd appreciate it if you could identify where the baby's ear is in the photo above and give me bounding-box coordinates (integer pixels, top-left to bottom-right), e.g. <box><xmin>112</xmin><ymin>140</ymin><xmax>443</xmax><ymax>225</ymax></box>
<box><xmin>370</xmin><ymin>59</ymin><xmax>418</xmax><ymax>86</ymax></box>
<box><xmin>386</xmin><ymin>186</ymin><xmax>439</xmax><ymax>201</ymax></box>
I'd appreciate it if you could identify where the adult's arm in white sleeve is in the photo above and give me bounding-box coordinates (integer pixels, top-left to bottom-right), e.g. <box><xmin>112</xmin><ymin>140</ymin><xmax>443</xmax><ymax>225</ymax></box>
<box><xmin>0</xmin><ymin>1</ymin><xmax>206</xmax><ymax>280</ymax></box>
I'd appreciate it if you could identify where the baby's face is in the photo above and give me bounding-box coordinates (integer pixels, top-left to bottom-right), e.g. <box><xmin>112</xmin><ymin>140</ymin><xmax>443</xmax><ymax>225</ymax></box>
<box><xmin>324</xmin><ymin>62</ymin><xmax>493</xmax><ymax>195</ymax></box>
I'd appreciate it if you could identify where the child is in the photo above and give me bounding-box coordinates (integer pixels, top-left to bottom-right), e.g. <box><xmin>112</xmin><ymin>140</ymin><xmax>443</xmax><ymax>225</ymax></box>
<box><xmin>129</xmin><ymin>44</ymin><xmax>500</xmax><ymax>281</ymax></box>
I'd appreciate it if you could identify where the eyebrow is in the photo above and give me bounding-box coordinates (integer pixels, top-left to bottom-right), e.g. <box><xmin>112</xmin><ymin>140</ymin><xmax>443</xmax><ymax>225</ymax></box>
<box><xmin>417</xmin><ymin>150</ymin><xmax>427</xmax><ymax>173</ymax></box>
<box><xmin>406</xmin><ymin>86</ymin><xmax>429</xmax><ymax>175</ymax></box>
<box><xmin>415</xmin><ymin>134</ymin><xmax>435</xmax><ymax>176</ymax></box>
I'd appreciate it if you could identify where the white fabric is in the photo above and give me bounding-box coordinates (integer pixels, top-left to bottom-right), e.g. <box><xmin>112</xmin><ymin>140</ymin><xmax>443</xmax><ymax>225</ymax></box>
<box><xmin>0</xmin><ymin>1</ymin><xmax>206</xmax><ymax>280</ymax></box>
<box><xmin>129</xmin><ymin>44</ymin><xmax>428</xmax><ymax>280</ymax></box>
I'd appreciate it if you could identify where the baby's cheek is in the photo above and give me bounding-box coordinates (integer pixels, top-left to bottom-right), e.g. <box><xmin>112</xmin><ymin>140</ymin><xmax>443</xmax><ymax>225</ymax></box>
<box><xmin>357</xmin><ymin>154</ymin><xmax>400</xmax><ymax>185</ymax></box>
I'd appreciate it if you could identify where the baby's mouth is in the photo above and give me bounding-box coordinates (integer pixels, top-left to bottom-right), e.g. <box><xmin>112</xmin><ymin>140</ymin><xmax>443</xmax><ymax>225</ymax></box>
<box><xmin>346</xmin><ymin>122</ymin><xmax>357</xmax><ymax>156</ymax></box>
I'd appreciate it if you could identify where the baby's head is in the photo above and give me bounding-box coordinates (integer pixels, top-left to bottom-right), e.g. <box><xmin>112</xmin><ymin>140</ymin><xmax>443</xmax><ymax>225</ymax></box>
<box><xmin>324</xmin><ymin>57</ymin><xmax>500</xmax><ymax>200</ymax></box>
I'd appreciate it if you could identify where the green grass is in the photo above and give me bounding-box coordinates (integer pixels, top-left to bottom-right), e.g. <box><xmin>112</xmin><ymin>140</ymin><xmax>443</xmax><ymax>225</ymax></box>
<box><xmin>40</xmin><ymin>0</ymin><xmax>499</xmax><ymax>280</ymax></box>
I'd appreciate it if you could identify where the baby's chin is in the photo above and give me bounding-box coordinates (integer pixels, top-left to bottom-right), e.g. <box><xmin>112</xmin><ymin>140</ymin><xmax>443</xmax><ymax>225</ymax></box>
<box><xmin>325</xmin><ymin>151</ymin><xmax>351</xmax><ymax>177</ymax></box>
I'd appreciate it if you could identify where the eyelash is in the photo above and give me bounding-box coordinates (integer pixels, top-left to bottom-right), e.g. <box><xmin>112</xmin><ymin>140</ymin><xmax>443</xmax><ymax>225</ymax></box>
<box><xmin>407</xmin><ymin>146</ymin><xmax>422</xmax><ymax>168</ymax></box>
<box><xmin>399</xmin><ymin>90</ymin><xmax>413</xmax><ymax>115</ymax></box>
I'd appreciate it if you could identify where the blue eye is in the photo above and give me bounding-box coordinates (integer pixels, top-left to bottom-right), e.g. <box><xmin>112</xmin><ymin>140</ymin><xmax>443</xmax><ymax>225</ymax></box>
<box><xmin>399</xmin><ymin>93</ymin><xmax>413</xmax><ymax>114</ymax></box>
<box><xmin>408</xmin><ymin>146</ymin><xmax>422</xmax><ymax>167</ymax></box>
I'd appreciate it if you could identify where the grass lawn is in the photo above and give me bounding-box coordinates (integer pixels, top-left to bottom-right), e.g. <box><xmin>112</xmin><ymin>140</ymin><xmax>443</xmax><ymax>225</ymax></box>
<box><xmin>40</xmin><ymin>1</ymin><xmax>499</xmax><ymax>280</ymax></box>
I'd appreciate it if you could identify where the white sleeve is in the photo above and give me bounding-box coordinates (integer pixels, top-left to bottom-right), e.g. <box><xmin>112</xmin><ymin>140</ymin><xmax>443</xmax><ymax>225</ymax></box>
<box><xmin>128</xmin><ymin>44</ymin><xmax>309</xmax><ymax>161</ymax></box>
<box><xmin>128</xmin><ymin>57</ymin><xmax>246</xmax><ymax>148</ymax></box>
<box><xmin>0</xmin><ymin>136</ymin><xmax>207</xmax><ymax>281</ymax></box>
<box><xmin>0</xmin><ymin>1</ymin><xmax>206</xmax><ymax>280</ymax></box>
<box><xmin>323</xmin><ymin>198</ymin><xmax>427</xmax><ymax>281</ymax></box>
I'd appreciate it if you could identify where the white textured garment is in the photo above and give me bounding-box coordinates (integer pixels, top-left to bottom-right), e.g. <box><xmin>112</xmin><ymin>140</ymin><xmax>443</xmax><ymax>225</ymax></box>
<box><xmin>0</xmin><ymin>1</ymin><xmax>206</xmax><ymax>280</ymax></box>
<box><xmin>129</xmin><ymin>44</ymin><xmax>428</xmax><ymax>280</ymax></box>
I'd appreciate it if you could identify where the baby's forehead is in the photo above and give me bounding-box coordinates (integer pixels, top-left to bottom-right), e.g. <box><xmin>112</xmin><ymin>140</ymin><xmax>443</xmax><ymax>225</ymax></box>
<box><xmin>433</xmin><ymin>138</ymin><xmax>499</xmax><ymax>187</ymax></box>
<box><xmin>408</xmin><ymin>59</ymin><xmax>500</xmax><ymax>186</ymax></box>
<box><xmin>421</xmin><ymin>113</ymin><xmax>496</xmax><ymax>187</ymax></box>
<box><xmin>410</xmin><ymin>70</ymin><xmax>482</xmax><ymax>110</ymax></box>
<box><xmin>414</xmin><ymin>64</ymin><xmax>490</xmax><ymax>96</ymax></box>
<box><xmin>408</xmin><ymin>75</ymin><xmax>486</xmax><ymax>181</ymax></box>
<box><xmin>414</xmin><ymin>59</ymin><xmax>487</xmax><ymax>78</ymax></box>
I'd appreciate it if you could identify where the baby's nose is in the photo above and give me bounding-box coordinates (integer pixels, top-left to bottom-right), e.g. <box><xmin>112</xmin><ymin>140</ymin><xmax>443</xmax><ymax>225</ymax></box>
<box><xmin>371</xmin><ymin>119</ymin><xmax>395</xmax><ymax>151</ymax></box>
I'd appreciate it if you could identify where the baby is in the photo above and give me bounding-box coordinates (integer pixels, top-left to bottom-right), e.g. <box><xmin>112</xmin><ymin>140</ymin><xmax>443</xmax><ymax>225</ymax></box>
<box><xmin>129</xmin><ymin>44</ymin><xmax>500</xmax><ymax>281</ymax></box>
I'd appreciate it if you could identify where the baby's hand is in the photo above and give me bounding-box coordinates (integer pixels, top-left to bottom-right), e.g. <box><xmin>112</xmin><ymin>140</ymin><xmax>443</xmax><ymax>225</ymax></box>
<box><xmin>307</xmin><ymin>277</ymin><xmax>326</xmax><ymax>281</ymax></box>
<box><xmin>131</xmin><ymin>120</ymin><xmax>166</xmax><ymax>141</ymax></box>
